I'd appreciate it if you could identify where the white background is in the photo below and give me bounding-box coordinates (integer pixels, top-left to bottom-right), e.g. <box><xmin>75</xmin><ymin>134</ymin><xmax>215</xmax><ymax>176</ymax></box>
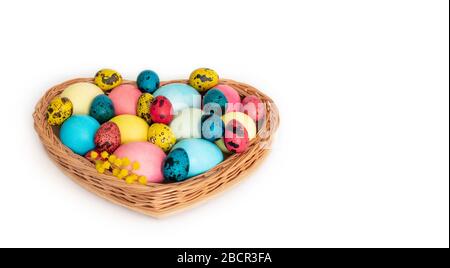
<box><xmin>0</xmin><ymin>0</ymin><xmax>448</xmax><ymax>248</ymax></box>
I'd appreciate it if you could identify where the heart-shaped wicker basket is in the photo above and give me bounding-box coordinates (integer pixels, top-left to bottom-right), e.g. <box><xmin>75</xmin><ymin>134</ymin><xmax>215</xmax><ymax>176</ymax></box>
<box><xmin>33</xmin><ymin>78</ymin><xmax>280</xmax><ymax>217</ymax></box>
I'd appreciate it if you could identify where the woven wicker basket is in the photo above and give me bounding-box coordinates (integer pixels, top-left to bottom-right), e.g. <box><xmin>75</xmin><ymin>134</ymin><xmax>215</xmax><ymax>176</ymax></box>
<box><xmin>33</xmin><ymin>78</ymin><xmax>280</xmax><ymax>217</ymax></box>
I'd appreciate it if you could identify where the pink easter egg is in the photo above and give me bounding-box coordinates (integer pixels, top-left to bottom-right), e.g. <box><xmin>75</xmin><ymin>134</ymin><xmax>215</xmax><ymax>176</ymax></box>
<box><xmin>109</xmin><ymin>84</ymin><xmax>141</xmax><ymax>115</ymax></box>
<box><xmin>113</xmin><ymin>141</ymin><xmax>166</xmax><ymax>183</ymax></box>
<box><xmin>224</xmin><ymin>119</ymin><xmax>249</xmax><ymax>154</ymax></box>
<box><xmin>215</xmin><ymin>84</ymin><xmax>241</xmax><ymax>112</ymax></box>
<box><xmin>242</xmin><ymin>95</ymin><xmax>265</xmax><ymax>122</ymax></box>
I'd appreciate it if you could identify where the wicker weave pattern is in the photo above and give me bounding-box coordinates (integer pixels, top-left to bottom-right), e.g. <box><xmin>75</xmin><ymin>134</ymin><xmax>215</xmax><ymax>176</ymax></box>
<box><xmin>33</xmin><ymin>78</ymin><xmax>280</xmax><ymax>217</ymax></box>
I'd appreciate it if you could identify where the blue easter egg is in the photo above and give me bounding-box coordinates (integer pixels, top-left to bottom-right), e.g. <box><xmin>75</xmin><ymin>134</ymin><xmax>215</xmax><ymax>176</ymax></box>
<box><xmin>201</xmin><ymin>114</ymin><xmax>224</xmax><ymax>141</ymax></box>
<box><xmin>60</xmin><ymin>115</ymin><xmax>100</xmax><ymax>155</ymax></box>
<box><xmin>89</xmin><ymin>95</ymin><xmax>115</xmax><ymax>124</ymax></box>
<box><xmin>153</xmin><ymin>83</ymin><xmax>201</xmax><ymax>114</ymax></box>
<box><xmin>203</xmin><ymin>88</ymin><xmax>227</xmax><ymax>115</ymax></box>
<box><xmin>137</xmin><ymin>70</ymin><xmax>160</xmax><ymax>93</ymax></box>
<box><xmin>163</xmin><ymin>148</ymin><xmax>190</xmax><ymax>182</ymax></box>
<box><xmin>166</xmin><ymin>139</ymin><xmax>223</xmax><ymax>180</ymax></box>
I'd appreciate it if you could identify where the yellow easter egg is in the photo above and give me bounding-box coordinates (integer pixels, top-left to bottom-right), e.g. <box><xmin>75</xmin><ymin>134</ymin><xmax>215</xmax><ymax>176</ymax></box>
<box><xmin>188</xmin><ymin>68</ymin><xmax>219</xmax><ymax>93</ymax></box>
<box><xmin>110</xmin><ymin>115</ymin><xmax>149</xmax><ymax>144</ymax></box>
<box><xmin>215</xmin><ymin>112</ymin><xmax>257</xmax><ymax>154</ymax></box>
<box><xmin>46</xmin><ymin>96</ymin><xmax>73</xmax><ymax>126</ymax></box>
<box><xmin>60</xmin><ymin>82</ymin><xmax>104</xmax><ymax>114</ymax></box>
<box><xmin>94</xmin><ymin>69</ymin><xmax>123</xmax><ymax>91</ymax></box>
<box><xmin>136</xmin><ymin>93</ymin><xmax>154</xmax><ymax>123</ymax></box>
<box><xmin>147</xmin><ymin>123</ymin><xmax>176</xmax><ymax>152</ymax></box>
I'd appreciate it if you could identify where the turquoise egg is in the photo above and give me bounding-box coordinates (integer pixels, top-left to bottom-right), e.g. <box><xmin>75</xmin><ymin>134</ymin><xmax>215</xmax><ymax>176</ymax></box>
<box><xmin>137</xmin><ymin>70</ymin><xmax>160</xmax><ymax>94</ymax></box>
<box><xmin>203</xmin><ymin>88</ymin><xmax>227</xmax><ymax>115</ymax></box>
<box><xmin>163</xmin><ymin>148</ymin><xmax>190</xmax><ymax>182</ymax></box>
<box><xmin>163</xmin><ymin>138</ymin><xmax>223</xmax><ymax>181</ymax></box>
<box><xmin>153</xmin><ymin>83</ymin><xmax>201</xmax><ymax>114</ymax></box>
<box><xmin>201</xmin><ymin>114</ymin><xmax>224</xmax><ymax>141</ymax></box>
<box><xmin>60</xmin><ymin>115</ymin><xmax>100</xmax><ymax>155</ymax></box>
<box><xmin>89</xmin><ymin>95</ymin><xmax>115</xmax><ymax>124</ymax></box>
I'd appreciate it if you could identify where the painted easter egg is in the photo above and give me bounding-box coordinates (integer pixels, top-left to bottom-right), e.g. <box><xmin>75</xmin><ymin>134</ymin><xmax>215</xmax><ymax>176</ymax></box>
<box><xmin>60</xmin><ymin>82</ymin><xmax>103</xmax><ymax>114</ymax></box>
<box><xmin>136</xmin><ymin>70</ymin><xmax>160</xmax><ymax>94</ymax></box>
<box><xmin>222</xmin><ymin>112</ymin><xmax>257</xmax><ymax>139</ymax></box>
<box><xmin>46</xmin><ymin>97</ymin><xmax>73</xmax><ymax>126</ymax></box>
<box><xmin>203</xmin><ymin>85</ymin><xmax>241</xmax><ymax>115</ymax></box>
<box><xmin>169</xmin><ymin>108</ymin><xmax>202</xmax><ymax>140</ymax></box>
<box><xmin>147</xmin><ymin>123</ymin><xmax>176</xmax><ymax>152</ymax></box>
<box><xmin>113</xmin><ymin>142</ymin><xmax>166</xmax><ymax>183</ymax></box>
<box><xmin>202</xmin><ymin>89</ymin><xmax>227</xmax><ymax>116</ymax></box>
<box><xmin>214</xmin><ymin>85</ymin><xmax>241</xmax><ymax>109</ymax></box>
<box><xmin>109</xmin><ymin>84</ymin><xmax>141</xmax><ymax>115</ymax></box>
<box><xmin>110</xmin><ymin>115</ymin><xmax>149</xmax><ymax>144</ymax></box>
<box><xmin>94</xmin><ymin>69</ymin><xmax>122</xmax><ymax>91</ymax></box>
<box><xmin>162</xmin><ymin>148</ymin><xmax>189</xmax><ymax>182</ymax></box>
<box><xmin>188</xmin><ymin>68</ymin><xmax>219</xmax><ymax>93</ymax></box>
<box><xmin>215</xmin><ymin>112</ymin><xmax>257</xmax><ymax>153</ymax></box>
<box><xmin>163</xmin><ymin>139</ymin><xmax>223</xmax><ymax>182</ymax></box>
<box><xmin>223</xmin><ymin>119</ymin><xmax>250</xmax><ymax>153</ymax></box>
<box><xmin>242</xmin><ymin>95</ymin><xmax>265</xmax><ymax>122</ymax></box>
<box><xmin>60</xmin><ymin>115</ymin><xmax>100</xmax><ymax>155</ymax></box>
<box><xmin>201</xmin><ymin>114</ymin><xmax>224</xmax><ymax>142</ymax></box>
<box><xmin>153</xmin><ymin>83</ymin><xmax>201</xmax><ymax>114</ymax></box>
<box><xmin>94</xmin><ymin>122</ymin><xmax>121</xmax><ymax>153</ymax></box>
<box><xmin>150</xmin><ymin>96</ymin><xmax>173</xmax><ymax>124</ymax></box>
<box><xmin>136</xmin><ymin>93</ymin><xmax>154</xmax><ymax>123</ymax></box>
<box><xmin>89</xmin><ymin>95</ymin><xmax>115</xmax><ymax>124</ymax></box>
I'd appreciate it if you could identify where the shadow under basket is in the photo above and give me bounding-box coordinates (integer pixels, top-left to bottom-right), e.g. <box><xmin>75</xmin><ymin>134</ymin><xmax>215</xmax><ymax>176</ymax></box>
<box><xmin>33</xmin><ymin>78</ymin><xmax>280</xmax><ymax>217</ymax></box>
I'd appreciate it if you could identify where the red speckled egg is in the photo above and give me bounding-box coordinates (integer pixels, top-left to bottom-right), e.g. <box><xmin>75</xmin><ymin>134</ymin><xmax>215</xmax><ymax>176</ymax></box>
<box><xmin>150</xmin><ymin>96</ymin><xmax>174</xmax><ymax>124</ymax></box>
<box><xmin>94</xmin><ymin>122</ymin><xmax>121</xmax><ymax>153</ymax></box>
<box><xmin>242</xmin><ymin>95</ymin><xmax>265</xmax><ymax>122</ymax></box>
<box><xmin>224</xmin><ymin>119</ymin><xmax>249</xmax><ymax>153</ymax></box>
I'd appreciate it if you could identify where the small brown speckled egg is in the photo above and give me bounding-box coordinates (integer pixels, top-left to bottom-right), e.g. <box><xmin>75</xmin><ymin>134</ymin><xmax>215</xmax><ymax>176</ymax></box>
<box><xmin>147</xmin><ymin>123</ymin><xmax>176</xmax><ymax>152</ymax></box>
<box><xmin>136</xmin><ymin>93</ymin><xmax>153</xmax><ymax>123</ymax></box>
<box><xmin>46</xmin><ymin>97</ymin><xmax>73</xmax><ymax>126</ymax></box>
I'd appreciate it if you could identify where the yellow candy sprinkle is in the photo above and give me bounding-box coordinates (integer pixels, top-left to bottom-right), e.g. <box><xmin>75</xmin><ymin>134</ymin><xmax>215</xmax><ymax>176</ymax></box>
<box><xmin>114</xmin><ymin>158</ymin><xmax>123</xmax><ymax>167</ymax></box>
<box><xmin>117</xmin><ymin>173</ymin><xmax>125</xmax><ymax>179</ymax></box>
<box><xmin>102</xmin><ymin>161</ymin><xmax>111</xmax><ymax>169</ymax></box>
<box><xmin>125</xmin><ymin>174</ymin><xmax>138</xmax><ymax>184</ymax></box>
<box><xmin>138</xmin><ymin>176</ymin><xmax>147</xmax><ymax>185</ymax></box>
<box><xmin>90</xmin><ymin>151</ymin><xmax>98</xmax><ymax>159</ymax></box>
<box><xmin>132</xmin><ymin>162</ymin><xmax>140</xmax><ymax>170</ymax></box>
<box><xmin>122</xmin><ymin>157</ymin><xmax>130</xmax><ymax>166</ymax></box>
<box><xmin>101</xmin><ymin>151</ymin><xmax>109</xmax><ymax>159</ymax></box>
<box><xmin>112</xmin><ymin>168</ymin><xmax>120</xmax><ymax>176</ymax></box>
<box><xmin>108</xmin><ymin>154</ymin><xmax>117</xmax><ymax>163</ymax></box>
<box><xmin>119</xmin><ymin>169</ymin><xmax>129</xmax><ymax>177</ymax></box>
